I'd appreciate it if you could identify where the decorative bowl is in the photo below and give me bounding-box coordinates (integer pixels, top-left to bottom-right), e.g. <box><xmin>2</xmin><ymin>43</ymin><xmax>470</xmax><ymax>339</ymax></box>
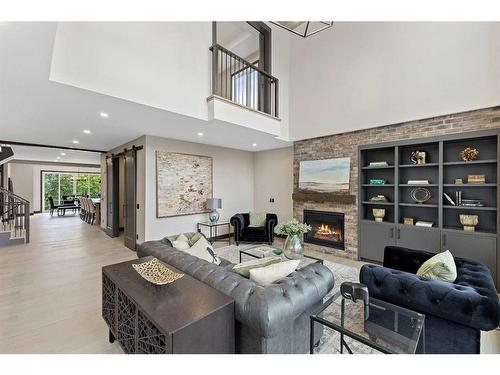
<box><xmin>132</xmin><ymin>258</ymin><xmax>184</xmax><ymax>285</ymax></box>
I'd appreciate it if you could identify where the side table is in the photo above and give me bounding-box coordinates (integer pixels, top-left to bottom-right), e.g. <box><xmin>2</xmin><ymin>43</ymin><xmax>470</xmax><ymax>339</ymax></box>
<box><xmin>197</xmin><ymin>221</ymin><xmax>231</xmax><ymax>245</ymax></box>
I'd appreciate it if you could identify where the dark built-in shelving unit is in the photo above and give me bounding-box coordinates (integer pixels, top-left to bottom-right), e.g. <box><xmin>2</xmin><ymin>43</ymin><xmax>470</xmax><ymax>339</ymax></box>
<box><xmin>358</xmin><ymin>129</ymin><xmax>499</xmax><ymax>287</ymax></box>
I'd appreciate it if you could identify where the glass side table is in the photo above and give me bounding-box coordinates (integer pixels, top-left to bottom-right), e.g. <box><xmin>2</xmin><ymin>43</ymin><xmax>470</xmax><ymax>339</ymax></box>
<box><xmin>197</xmin><ymin>221</ymin><xmax>231</xmax><ymax>245</ymax></box>
<box><xmin>310</xmin><ymin>292</ymin><xmax>425</xmax><ymax>354</ymax></box>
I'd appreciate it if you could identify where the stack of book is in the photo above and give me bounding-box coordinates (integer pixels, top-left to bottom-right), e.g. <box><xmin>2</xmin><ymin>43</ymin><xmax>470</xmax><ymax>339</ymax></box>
<box><xmin>368</xmin><ymin>161</ymin><xmax>389</xmax><ymax>168</ymax></box>
<box><xmin>443</xmin><ymin>192</ymin><xmax>484</xmax><ymax>207</ymax></box>
<box><xmin>461</xmin><ymin>199</ymin><xmax>484</xmax><ymax>207</ymax></box>
<box><xmin>407</xmin><ymin>180</ymin><xmax>429</xmax><ymax>185</ymax></box>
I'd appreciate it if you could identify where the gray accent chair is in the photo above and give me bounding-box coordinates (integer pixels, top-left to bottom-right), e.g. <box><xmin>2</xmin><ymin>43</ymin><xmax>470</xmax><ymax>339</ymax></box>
<box><xmin>137</xmin><ymin>233</ymin><xmax>335</xmax><ymax>354</ymax></box>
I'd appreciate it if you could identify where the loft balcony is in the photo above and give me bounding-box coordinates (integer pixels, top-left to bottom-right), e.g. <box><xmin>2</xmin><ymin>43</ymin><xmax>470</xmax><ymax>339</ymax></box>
<box><xmin>207</xmin><ymin>43</ymin><xmax>281</xmax><ymax>137</ymax></box>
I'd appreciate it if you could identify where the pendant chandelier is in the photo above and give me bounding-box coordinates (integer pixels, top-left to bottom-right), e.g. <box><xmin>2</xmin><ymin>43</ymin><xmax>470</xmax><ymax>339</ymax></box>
<box><xmin>269</xmin><ymin>21</ymin><xmax>334</xmax><ymax>38</ymax></box>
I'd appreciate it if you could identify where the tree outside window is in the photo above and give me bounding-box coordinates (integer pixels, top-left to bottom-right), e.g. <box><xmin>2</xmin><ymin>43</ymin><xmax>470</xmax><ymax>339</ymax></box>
<box><xmin>42</xmin><ymin>172</ymin><xmax>101</xmax><ymax>211</ymax></box>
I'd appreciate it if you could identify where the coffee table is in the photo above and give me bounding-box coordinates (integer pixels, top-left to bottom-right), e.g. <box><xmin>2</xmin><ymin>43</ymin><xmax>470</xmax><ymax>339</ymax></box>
<box><xmin>238</xmin><ymin>244</ymin><xmax>323</xmax><ymax>269</ymax></box>
<box><xmin>310</xmin><ymin>291</ymin><xmax>426</xmax><ymax>354</ymax></box>
<box><xmin>102</xmin><ymin>256</ymin><xmax>235</xmax><ymax>354</ymax></box>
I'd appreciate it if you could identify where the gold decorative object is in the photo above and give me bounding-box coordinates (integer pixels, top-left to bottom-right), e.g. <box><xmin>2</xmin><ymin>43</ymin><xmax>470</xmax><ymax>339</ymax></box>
<box><xmin>372</xmin><ymin>208</ymin><xmax>386</xmax><ymax>222</ymax></box>
<box><xmin>454</xmin><ymin>178</ymin><xmax>463</xmax><ymax>185</ymax></box>
<box><xmin>132</xmin><ymin>258</ymin><xmax>184</xmax><ymax>285</ymax></box>
<box><xmin>459</xmin><ymin>147</ymin><xmax>479</xmax><ymax>162</ymax></box>
<box><xmin>410</xmin><ymin>150</ymin><xmax>427</xmax><ymax>164</ymax></box>
<box><xmin>404</xmin><ymin>217</ymin><xmax>414</xmax><ymax>225</ymax></box>
<box><xmin>468</xmin><ymin>174</ymin><xmax>486</xmax><ymax>184</ymax></box>
<box><xmin>460</xmin><ymin>214</ymin><xmax>479</xmax><ymax>232</ymax></box>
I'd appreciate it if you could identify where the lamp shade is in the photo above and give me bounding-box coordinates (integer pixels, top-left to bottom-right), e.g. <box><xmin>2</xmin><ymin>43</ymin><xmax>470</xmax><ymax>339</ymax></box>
<box><xmin>206</xmin><ymin>198</ymin><xmax>222</xmax><ymax>210</ymax></box>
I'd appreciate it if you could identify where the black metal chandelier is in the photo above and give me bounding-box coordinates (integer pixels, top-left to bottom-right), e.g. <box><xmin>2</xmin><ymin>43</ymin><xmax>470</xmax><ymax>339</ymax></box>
<box><xmin>269</xmin><ymin>21</ymin><xmax>334</xmax><ymax>38</ymax></box>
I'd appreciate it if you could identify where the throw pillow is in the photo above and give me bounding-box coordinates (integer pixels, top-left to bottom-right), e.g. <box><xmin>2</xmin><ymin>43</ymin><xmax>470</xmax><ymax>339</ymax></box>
<box><xmin>416</xmin><ymin>250</ymin><xmax>457</xmax><ymax>283</ymax></box>
<box><xmin>232</xmin><ymin>256</ymin><xmax>282</xmax><ymax>278</ymax></box>
<box><xmin>172</xmin><ymin>233</ymin><xmax>190</xmax><ymax>250</ymax></box>
<box><xmin>188</xmin><ymin>232</ymin><xmax>204</xmax><ymax>247</ymax></box>
<box><xmin>185</xmin><ymin>236</ymin><xmax>221</xmax><ymax>265</ymax></box>
<box><xmin>249</xmin><ymin>259</ymin><xmax>300</xmax><ymax>286</ymax></box>
<box><xmin>249</xmin><ymin>212</ymin><xmax>267</xmax><ymax>227</ymax></box>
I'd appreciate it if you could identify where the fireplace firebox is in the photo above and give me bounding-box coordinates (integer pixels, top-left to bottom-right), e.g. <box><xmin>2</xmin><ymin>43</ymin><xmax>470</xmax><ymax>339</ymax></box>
<box><xmin>303</xmin><ymin>210</ymin><xmax>345</xmax><ymax>250</ymax></box>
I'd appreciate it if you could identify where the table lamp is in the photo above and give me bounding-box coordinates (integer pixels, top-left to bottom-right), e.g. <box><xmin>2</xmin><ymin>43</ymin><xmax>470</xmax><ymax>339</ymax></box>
<box><xmin>206</xmin><ymin>198</ymin><xmax>222</xmax><ymax>223</ymax></box>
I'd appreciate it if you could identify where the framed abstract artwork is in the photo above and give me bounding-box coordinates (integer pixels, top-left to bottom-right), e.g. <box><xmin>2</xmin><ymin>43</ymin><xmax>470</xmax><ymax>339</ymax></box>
<box><xmin>156</xmin><ymin>151</ymin><xmax>213</xmax><ymax>218</ymax></box>
<box><xmin>299</xmin><ymin>157</ymin><xmax>351</xmax><ymax>193</ymax></box>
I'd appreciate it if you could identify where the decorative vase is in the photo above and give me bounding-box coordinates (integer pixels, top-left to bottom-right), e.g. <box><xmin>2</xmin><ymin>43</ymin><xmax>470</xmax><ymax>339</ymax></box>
<box><xmin>283</xmin><ymin>234</ymin><xmax>304</xmax><ymax>260</ymax></box>
<box><xmin>372</xmin><ymin>208</ymin><xmax>386</xmax><ymax>222</ymax></box>
<box><xmin>460</xmin><ymin>214</ymin><xmax>478</xmax><ymax>232</ymax></box>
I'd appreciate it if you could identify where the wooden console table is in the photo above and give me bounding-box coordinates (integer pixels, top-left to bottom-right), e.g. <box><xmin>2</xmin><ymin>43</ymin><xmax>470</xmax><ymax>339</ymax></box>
<box><xmin>102</xmin><ymin>257</ymin><xmax>235</xmax><ymax>354</ymax></box>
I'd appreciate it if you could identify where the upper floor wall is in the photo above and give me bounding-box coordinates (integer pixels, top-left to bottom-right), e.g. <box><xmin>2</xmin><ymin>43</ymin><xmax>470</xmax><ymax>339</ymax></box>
<box><xmin>49</xmin><ymin>22</ymin><xmax>290</xmax><ymax>140</ymax></box>
<box><xmin>289</xmin><ymin>22</ymin><xmax>500</xmax><ymax>140</ymax></box>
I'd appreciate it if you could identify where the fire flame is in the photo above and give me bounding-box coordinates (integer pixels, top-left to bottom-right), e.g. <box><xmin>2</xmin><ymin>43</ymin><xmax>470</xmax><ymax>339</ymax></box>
<box><xmin>315</xmin><ymin>224</ymin><xmax>342</xmax><ymax>240</ymax></box>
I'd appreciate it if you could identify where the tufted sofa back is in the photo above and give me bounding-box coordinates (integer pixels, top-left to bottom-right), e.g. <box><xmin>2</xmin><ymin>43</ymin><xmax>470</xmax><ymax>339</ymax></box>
<box><xmin>137</xmin><ymin>237</ymin><xmax>335</xmax><ymax>353</ymax></box>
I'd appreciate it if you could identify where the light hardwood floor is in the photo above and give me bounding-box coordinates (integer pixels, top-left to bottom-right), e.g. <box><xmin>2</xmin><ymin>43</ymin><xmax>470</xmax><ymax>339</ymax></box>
<box><xmin>0</xmin><ymin>213</ymin><xmax>133</xmax><ymax>353</ymax></box>
<box><xmin>0</xmin><ymin>213</ymin><xmax>498</xmax><ymax>353</ymax></box>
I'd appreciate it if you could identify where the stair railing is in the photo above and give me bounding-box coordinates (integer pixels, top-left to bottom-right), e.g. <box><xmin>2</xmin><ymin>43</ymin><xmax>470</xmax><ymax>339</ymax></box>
<box><xmin>0</xmin><ymin>187</ymin><xmax>30</xmax><ymax>243</ymax></box>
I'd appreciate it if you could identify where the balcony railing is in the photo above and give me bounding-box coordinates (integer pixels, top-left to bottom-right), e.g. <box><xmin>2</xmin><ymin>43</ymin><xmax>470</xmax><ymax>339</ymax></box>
<box><xmin>210</xmin><ymin>43</ymin><xmax>279</xmax><ymax>118</ymax></box>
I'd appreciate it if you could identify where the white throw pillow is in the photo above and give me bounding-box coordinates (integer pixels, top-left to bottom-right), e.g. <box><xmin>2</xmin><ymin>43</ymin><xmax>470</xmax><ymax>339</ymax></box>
<box><xmin>172</xmin><ymin>233</ymin><xmax>190</xmax><ymax>250</ymax></box>
<box><xmin>249</xmin><ymin>259</ymin><xmax>300</xmax><ymax>286</ymax></box>
<box><xmin>185</xmin><ymin>236</ymin><xmax>221</xmax><ymax>265</ymax></box>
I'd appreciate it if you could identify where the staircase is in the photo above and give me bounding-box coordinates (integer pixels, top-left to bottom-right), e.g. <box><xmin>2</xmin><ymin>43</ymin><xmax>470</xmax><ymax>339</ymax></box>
<box><xmin>0</xmin><ymin>187</ymin><xmax>30</xmax><ymax>246</ymax></box>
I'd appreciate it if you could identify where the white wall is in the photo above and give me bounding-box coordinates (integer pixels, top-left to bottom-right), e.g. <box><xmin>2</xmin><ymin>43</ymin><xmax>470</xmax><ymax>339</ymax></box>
<box><xmin>50</xmin><ymin>22</ymin><xmax>212</xmax><ymax>121</ymax></box>
<box><xmin>7</xmin><ymin>161</ymin><xmax>100</xmax><ymax>213</ymax></box>
<box><xmin>143</xmin><ymin>135</ymin><xmax>254</xmax><ymax>241</ymax></box>
<box><xmin>289</xmin><ymin>22</ymin><xmax>500</xmax><ymax>140</ymax></box>
<box><xmin>6</xmin><ymin>163</ymin><xmax>34</xmax><ymax>213</ymax></box>
<box><xmin>253</xmin><ymin>147</ymin><xmax>294</xmax><ymax>224</ymax></box>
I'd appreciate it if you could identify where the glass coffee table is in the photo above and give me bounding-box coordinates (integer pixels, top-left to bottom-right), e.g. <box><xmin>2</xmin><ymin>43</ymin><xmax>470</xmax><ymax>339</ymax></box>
<box><xmin>239</xmin><ymin>244</ymin><xmax>323</xmax><ymax>269</ymax></box>
<box><xmin>310</xmin><ymin>292</ymin><xmax>425</xmax><ymax>354</ymax></box>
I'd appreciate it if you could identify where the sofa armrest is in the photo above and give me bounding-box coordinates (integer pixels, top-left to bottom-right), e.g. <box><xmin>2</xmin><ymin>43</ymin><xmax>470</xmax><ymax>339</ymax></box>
<box><xmin>360</xmin><ymin>264</ymin><xmax>500</xmax><ymax>331</ymax></box>
<box><xmin>243</xmin><ymin>263</ymin><xmax>334</xmax><ymax>338</ymax></box>
<box><xmin>230</xmin><ymin>214</ymin><xmax>245</xmax><ymax>240</ymax></box>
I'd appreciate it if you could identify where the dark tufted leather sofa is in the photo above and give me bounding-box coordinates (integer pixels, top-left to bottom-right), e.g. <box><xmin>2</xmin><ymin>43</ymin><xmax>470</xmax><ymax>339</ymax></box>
<box><xmin>230</xmin><ymin>213</ymin><xmax>277</xmax><ymax>245</ymax></box>
<box><xmin>360</xmin><ymin>246</ymin><xmax>500</xmax><ymax>353</ymax></box>
<box><xmin>137</xmin><ymin>233</ymin><xmax>335</xmax><ymax>354</ymax></box>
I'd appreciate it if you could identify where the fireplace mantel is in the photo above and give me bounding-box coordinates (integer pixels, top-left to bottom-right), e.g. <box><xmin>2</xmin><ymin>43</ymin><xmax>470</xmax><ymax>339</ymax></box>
<box><xmin>292</xmin><ymin>191</ymin><xmax>356</xmax><ymax>204</ymax></box>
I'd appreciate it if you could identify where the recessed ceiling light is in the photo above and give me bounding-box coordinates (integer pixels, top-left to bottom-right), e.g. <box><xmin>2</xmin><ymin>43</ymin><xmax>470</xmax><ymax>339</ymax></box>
<box><xmin>100</xmin><ymin>112</ymin><xmax>109</xmax><ymax>118</ymax></box>
<box><xmin>72</xmin><ymin>140</ymin><xmax>79</xmax><ymax>144</ymax></box>
<box><xmin>60</xmin><ymin>152</ymin><xmax>66</xmax><ymax>156</ymax></box>
<box><xmin>252</xmin><ymin>143</ymin><xmax>257</xmax><ymax>147</ymax></box>
<box><xmin>56</xmin><ymin>156</ymin><xmax>61</xmax><ymax>160</ymax></box>
<box><xmin>83</xmin><ymin>129</ymin><xmax>92</xmax><ymax>134</ymax></box>
<box><xmin>197</xmin><ymin>132</ymin><xmax>204</xmax><ymax>137</ymax></box>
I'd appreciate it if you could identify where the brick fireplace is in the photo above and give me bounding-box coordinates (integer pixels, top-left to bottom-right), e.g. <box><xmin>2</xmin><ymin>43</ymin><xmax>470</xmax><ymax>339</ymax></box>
<box><xmin>293</xmin><ymin>105</ymin><xmax>500</xmax><ymax>259</ymax></box>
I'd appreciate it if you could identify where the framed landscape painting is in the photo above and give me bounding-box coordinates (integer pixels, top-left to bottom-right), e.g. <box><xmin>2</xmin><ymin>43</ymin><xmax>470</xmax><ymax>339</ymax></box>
<box><xmin>156</xmin><ymin>151</ymin><xmax>213</xmax><ymax>217</ymax></box>
<box><xmin>299</xmin><ymin>157</ymin><xmax>351</xmax><ymax>193</ymax></box>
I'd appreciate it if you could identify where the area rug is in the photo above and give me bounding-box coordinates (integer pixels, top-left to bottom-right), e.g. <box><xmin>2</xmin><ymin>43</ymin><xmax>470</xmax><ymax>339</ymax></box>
<box><xmin>215</xmin><ymin>244</ymin><xmax>377</xmax><ymax>354</ymax></box>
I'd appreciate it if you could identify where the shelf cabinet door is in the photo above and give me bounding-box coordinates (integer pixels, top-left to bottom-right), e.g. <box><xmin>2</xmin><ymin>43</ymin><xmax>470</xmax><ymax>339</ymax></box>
<box><xmin>396</xmin><ymin>225</ymin><xmax>441</xmax><ymax>253</ymax></box>
<box><xmin>441</xmin><ymin>230</ymin><xmax>497</xmax><ymax>281</ymax></box>
<box><xmin>359</xmin><ymin>221</ymin><xmax>396</xmax><ymax>263</ymax></box>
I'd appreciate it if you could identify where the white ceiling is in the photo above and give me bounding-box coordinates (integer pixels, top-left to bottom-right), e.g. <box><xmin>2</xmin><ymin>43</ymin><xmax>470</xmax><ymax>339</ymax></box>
<box><xmin>217</xmin><ymin>22</ymin><xmax>259</xmax><ymax>61</ymax></box>
<box><xmin>0</xmin><ymin>22</ymin><xmax>290</xmax><ymax>152</ymax></box>
<box><xmin>9</xmin><ymin>145</ymin><xmax>101</xmax><ymax>165</ymax></box>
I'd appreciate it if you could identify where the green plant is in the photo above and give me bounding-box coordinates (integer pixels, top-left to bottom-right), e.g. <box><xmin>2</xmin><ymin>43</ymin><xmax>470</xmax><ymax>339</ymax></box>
<box><xmin>275</xmin><ymin>219</ymin><xmax>311</xmax><ymax>236</ymax></box>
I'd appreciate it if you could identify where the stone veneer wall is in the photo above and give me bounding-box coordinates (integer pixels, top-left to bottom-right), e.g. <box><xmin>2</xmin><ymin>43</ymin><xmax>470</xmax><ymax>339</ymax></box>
<box><xmin>293</xmin><ymin>106</ymin><xmax>500</xmax><ymax>259</ymax></box>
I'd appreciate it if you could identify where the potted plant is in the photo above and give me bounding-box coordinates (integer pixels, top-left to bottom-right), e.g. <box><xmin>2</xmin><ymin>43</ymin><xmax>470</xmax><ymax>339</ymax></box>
<box><xmin>275</xmin><ymin>219</ymin><xmax>311</xmax><ymax>259</ymax></box>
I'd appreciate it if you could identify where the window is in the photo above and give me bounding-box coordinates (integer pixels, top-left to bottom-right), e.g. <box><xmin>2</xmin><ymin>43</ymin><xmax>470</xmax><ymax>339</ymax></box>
<box><xmin>231</xmin><ymin>65</ymin><xmax>259</xmax><ymax>110</ymax></box>
<box><xmin>42</xmin><ymin>171</ymin><xmax>101</xmax><ymax>211</ymax></box>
